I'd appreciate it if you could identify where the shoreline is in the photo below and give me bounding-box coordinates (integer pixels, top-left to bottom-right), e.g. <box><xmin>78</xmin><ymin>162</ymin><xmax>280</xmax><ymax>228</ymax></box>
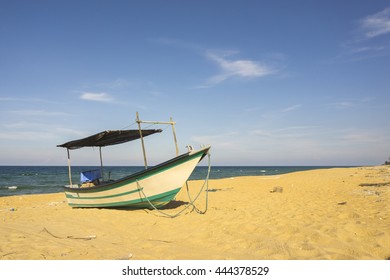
<box><xmin>1</xmin><ymin>165</ymin><xmax>389</xmax><ymax>260</ymax></box>
<box><xmin>2</xmin><ymin>165</ymin><xmax>354</xmax><ymax>198</ymax></box>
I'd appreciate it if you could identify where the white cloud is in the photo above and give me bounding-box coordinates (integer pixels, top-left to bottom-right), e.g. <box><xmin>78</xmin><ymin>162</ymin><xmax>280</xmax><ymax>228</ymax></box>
<box><xmin>338</xmin><ymin>128</ymin><xmax>390</xmax><ymax>144</ymax></box>
<box><xmin>191</xmin><ymin>131</ymin><xmax>238</xmax><ymax>142</ymax></box>
<box><xmin>0</xmin><ymin>97</ymin><xmax>23</xmax><ymax>101</ymax></box>
<box><xmin>204</xmin><ymin>51</ymin><xmax>275</xmax><ymax>86</ymax></box>
<box><xmin>0</xmin><ymin>131</ymin><xmax>55</xmax><ymax>141</ymax></box>
<box><xmin>250</xmin><ymin>129</ymin><xmax>272</xmax><ymax>137</ymax></box>
<box><xmin>360</xmin><ymin>7</ymin><xmax>390</xmax><ymax>38</ymax></box>
<box><xmin>152</xmin><ymin>38</ymin><xmax>279</xmax><ymax>87</ymax></box>
<box><xmin>326</xmin><ymin>97</ymin><xmax>373</xmax><ymax>109</ymax></box>
<box><xmin>191</xmin><ymin>131</ymin><xmax>240</xmax><ymax>149</ymax></box>
<box><xmin>350</xmin><ymin>46</ymin><xmax>385</xmax><ymax>54</ymax></box>
<box><xmin>55</xmin><ymin>127</ymin><xmax>86</xmax><ymax>136</ymax></box>
<box><xmin>276</xmin><ymin>126</ymin><xmax>320</xmax><ymax>132</ymax></box>
<box><xmin>0</xmin><ymin>128</ymin><xmax>80</xmax><ymax>142</ymax></box>
<box><xmin>251</xmin><ymin>126</ymin><xmax>320</xmax><ymax>141</ymax></box>
<box><xmin>257</xmin><ymin>104</ymin><xmax>303</xmax><ymax>120</ymax></box>
<box><xmin>326</xmin><ymin>101</ymin><xmax>355</xmax><ymax>109</ymax></box>
<box><xmin>96</xmin><ymin>78</ymin><xmax>132</xmax><ymax>89</ymax></box>
<box><xmin>331</xmin><ymin>7</ymin><xmax>390</xmax><ymax>63</ymax></box>
<box><xmin>80</xmin><ymin>92</ymin><xmax>114</xmax><ymax>102</ymax></box>
<box><xmin>0</xmin><ymin>97</ymin><xmax>59</xmax><ymax>104</ymax></box>
<box><xmin>0</xmin><ymin>121</ymin><xmax>86</xmax><ymax>141</ymax></box>
<box><xmin>281</xmin><ymin>104</ymin><xmax>302</xmax><ymax>113</ymax></box>
<box><xmin>8</xmin><ymin>110</ymin><xmax>69</xmax><ymax>116</ymax></box>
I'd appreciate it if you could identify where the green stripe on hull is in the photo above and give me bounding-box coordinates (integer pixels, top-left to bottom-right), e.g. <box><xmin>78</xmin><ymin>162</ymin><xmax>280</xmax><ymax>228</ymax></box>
<box><xmin>68</xmin><ymin>187</ymin><xmax>181</xmax><ymax>209</ymax></box>
<box><xmin>65</xmin><ymin>188</ymin><xmax>142</xmax><ymax>200</ymax></box>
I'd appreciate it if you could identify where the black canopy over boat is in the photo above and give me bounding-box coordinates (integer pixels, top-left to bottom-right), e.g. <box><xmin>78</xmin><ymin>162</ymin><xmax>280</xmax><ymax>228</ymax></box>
<box><xmin>57</xmin><ymin>129</ymin><xmax>162</xmax><ymax>150</ymax></box>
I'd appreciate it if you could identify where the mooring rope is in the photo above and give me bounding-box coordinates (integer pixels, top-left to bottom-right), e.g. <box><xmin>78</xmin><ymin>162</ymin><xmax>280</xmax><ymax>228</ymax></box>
<box><xmin>135</xmin><ymin>152</ymin><xmax>211</xmax><ymax>218</ymax></box>
<box><xmin>185</xmin><ymin>153</ymin><xmax>211</xmax><ymax>214</ymax></box>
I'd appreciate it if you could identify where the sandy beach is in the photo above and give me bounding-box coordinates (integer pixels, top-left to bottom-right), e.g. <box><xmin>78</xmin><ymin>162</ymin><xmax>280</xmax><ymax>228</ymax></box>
<box><xmin>0</xmin><ymin>166</ymin><xmax>389</xmax><ymax>260</ymax></box>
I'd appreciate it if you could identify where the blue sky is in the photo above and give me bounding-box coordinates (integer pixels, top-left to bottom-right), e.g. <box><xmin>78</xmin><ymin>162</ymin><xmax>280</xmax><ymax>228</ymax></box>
<box><xmin>0</xmin><ymin>0</ymin><xmax>389</xmax><ymax>166</ymax></box>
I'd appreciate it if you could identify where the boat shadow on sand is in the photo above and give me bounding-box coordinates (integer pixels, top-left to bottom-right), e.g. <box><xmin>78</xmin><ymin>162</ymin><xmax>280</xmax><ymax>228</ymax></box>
<box><xmin>160</xmin><ymin>200</ymin><xmax>189</xmax><ymax>210</ymax></box>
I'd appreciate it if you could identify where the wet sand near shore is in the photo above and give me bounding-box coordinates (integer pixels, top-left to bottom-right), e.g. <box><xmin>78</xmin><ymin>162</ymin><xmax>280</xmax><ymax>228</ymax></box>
<box><xmin>0</xmin><ymin>166</ymin><xmax>389</xmax><ymax>260</ymax></box>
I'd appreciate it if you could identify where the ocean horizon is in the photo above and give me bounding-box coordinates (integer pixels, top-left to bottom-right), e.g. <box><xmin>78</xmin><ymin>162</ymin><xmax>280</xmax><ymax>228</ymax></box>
<box><xmin>0</xmin><ymin>165</ymin><xmax>356</xmax><ymax>197</ymax></box>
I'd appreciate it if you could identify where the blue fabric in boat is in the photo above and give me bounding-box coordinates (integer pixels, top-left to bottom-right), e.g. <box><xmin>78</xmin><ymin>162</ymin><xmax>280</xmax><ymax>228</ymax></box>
<box><xmin>81</xmin><ymin>169</ymin><xmax>101</xmax><ymax>183</ymax></box>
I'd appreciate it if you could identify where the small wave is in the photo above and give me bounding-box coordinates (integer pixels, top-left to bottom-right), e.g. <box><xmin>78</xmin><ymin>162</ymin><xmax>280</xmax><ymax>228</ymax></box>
<box><xmin>260</xmin><ymin>170</ymin><xmax>266</xmax><ymax>172</ymax></box>
<box><xmin>7</xmin><ymin>186</ymin><xmax>18</xmax><ymax>190</ymax></box>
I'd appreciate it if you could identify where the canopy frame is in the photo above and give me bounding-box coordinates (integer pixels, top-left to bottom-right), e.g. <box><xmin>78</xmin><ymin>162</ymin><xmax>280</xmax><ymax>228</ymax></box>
<box><xmin>58</xmin><ymin>112</ymin><xmax>179</xmax><ymax>187</ymax></box>
<box><xmin>135</xmin><ymin>112</ymin><xmax>179</xmax><ymax>169</ymax></box>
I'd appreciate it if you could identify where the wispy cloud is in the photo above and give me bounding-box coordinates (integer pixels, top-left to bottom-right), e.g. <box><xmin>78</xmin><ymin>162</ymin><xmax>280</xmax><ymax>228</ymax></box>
<box><xmin>336</xmin><ymin>42</ymin><xmax>389</xmax><ymax>62</ymax></box>
<box><xmin>349</xmin><ymin>46</ymin><xmax>385</xmax><ymax>54</ymax></box>
<box><xmin>281</xmin><ymin>104</ymin><xmax>302</xmax><ymax>113</ymax></box>
<box><xmin>0</xmin><ymin>97</ymin><xmax>59</xmax><ymax>104</ymax></box>
<box><xmin>338</xmin><ymin>128</ymin><xmax>390</xmax><ymax>144</ymax></box>
<box><xmin>360</xmin><ymin>7</ymin><xmax>390</xmax><ymax>38</ymax></box>
<box><xmin>325</xmin><ymin>97</ymin><xmax>373</xmax><ymax>109</ymax></box>
<box><xmin>259</xmin><ymin>104</ymin><xmax>303</xmax><ymax>120</ymax></box>
<box><xmin>8</xmin><ymin>110</ymin><xmax>69</xmax><ymax>116</ymax></box>
<box><xmin>0</xmin><ymin>131</ymin><xmax>55</xmax><ymax>141</ymax></box>
<box><xmin>0</xmin><ymin>122</ymin><xmax>85</xmax><ymax>141</ymax></box>
<box><xmin>251</xmin><ymin>125</ymin><xmax>319</xmax><ymax>139</ymax></box>
<box><xmin>191</xmin><ymin>131</ymin><xmax>240</xmax><ymax>149</ymax></box>
<box><xmin>3</xmin><ymin>121</ymin><xmax>83</xmax><ymax>135</ymax></box>
<box><xmin>202</xmin><ymin>51</ymin><xmax>275</xmax><ymax>87</ymax></box>
<box><xmin>330</xmin><ymin>7</ymin><xmax>390</xmax><ymax>63</ymax></box>
<box><xmin>80</xmin><ymin>92</ymin><xmax>115</xmax><ymax>103</ymax></box>
<box><xmin>276</xmin><ymin>125</ymin><xmax>320</xmax><ymax>132</ymax></box>
<box><xmin>327</xmin><ymin>101</ymin><xmax>355</xmax><ymax>109</ymax></box>
<box><xmin>152</xmin><ymin>38</ymin><xmax>279</xmax><ymax>87</ymax></box>
<box><xmin>95</xmin><ymin>78</ymin><xmax>133</xmax><ymax>89</ymax></box>
<box><xmin>250</xmin><ymin>129</ymin><xmax>272</xmax><ymax>137</ymax></box>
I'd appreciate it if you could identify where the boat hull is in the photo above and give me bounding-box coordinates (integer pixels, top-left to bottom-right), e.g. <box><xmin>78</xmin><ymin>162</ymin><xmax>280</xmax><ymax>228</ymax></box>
<box><xmin>63</xmin><ymin>146</ymin><xmax>210</xmax><ymax>208</ymax></box>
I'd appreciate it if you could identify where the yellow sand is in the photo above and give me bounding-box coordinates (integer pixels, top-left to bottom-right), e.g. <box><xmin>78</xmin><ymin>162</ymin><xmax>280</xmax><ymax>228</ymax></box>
<box><xmin>0</xmin><ymin>166</ymin><xmax>389</xmax><ymax>260</ymax></box>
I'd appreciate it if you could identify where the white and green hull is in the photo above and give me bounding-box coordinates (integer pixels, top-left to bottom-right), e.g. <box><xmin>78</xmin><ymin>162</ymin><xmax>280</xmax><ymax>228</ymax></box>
<box><xmin>64</xmin><ymin>146</ymin><xmax>210</xmax><ymax>208</ymax></box>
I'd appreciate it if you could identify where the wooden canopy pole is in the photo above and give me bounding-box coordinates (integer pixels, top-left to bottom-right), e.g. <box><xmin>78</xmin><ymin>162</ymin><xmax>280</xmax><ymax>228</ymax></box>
<box><xmin>66</xmin><ymin>149</ymin><xmax>73</xmax><ymax>187</ymax></box>
<box><xmin>99</xmin><ymin>146</ymin><xmax>104</xmax><ymax>180</ymax></box>
<box><xmin>136</xmin><ymin>112</ymin><xmax>148</xmax><ymax>169</ymax></box>
<box><xmin>137</xmin><ymin>118</ymin><xmax>179</xmax><ymax>156</ymax></box>
<box><xmin>170</xmin><ymin>117</ymin><xmax>179</xmax><ymax>156</ymax></box>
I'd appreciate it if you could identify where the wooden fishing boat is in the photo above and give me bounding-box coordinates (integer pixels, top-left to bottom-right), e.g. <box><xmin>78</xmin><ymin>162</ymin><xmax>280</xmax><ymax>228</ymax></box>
<box><xmin>57</xmin><ymin>113</ymin><xmax>211</xmax><ymax>209</ymax></box>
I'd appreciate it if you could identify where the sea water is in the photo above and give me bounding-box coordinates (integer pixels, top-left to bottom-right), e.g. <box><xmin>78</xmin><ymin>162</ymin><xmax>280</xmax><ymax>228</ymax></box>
<box><xmin>0</xmin><ymin>165</ymin><xmax>346</xmax><ymax>197</ymax></box>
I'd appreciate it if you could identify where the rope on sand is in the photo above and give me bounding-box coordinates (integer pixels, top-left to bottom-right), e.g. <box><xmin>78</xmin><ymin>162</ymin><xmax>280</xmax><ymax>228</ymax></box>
<box><xmin>41</xmin><ymin>227</ymin><xmax>96</xmax><ymax>241</ymax></box>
